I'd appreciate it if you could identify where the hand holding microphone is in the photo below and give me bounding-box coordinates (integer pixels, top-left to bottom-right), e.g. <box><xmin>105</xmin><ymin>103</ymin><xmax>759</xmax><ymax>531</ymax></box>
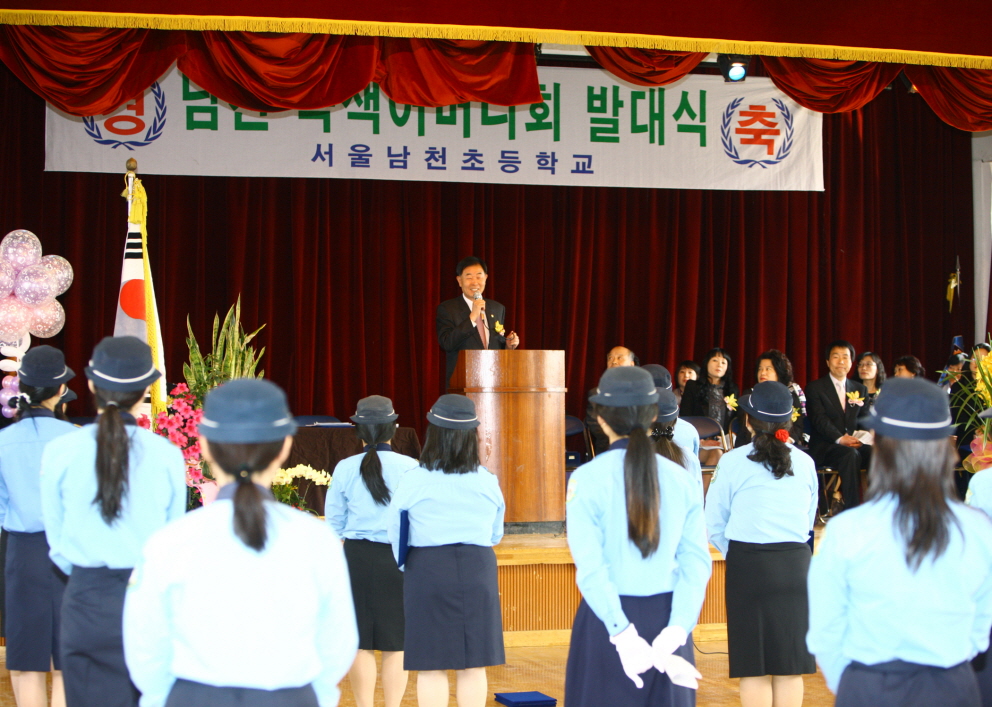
<box><xmin>471</xmin><ymin>291</ymin><xmax>486</xmax><ymax>323</ymax></box>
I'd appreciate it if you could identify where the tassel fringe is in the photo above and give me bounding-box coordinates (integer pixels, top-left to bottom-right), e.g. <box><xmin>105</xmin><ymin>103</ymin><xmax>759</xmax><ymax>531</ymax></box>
<box><xmin>1</xmin><ymin>9</ymin><xmax>991</xmax><ymax>69</ymax></box>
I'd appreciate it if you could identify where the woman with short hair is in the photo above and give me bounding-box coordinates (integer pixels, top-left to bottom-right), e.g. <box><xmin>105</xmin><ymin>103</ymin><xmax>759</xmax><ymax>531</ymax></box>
<box><xmin>388</xmin><ymin>394</ymin><xmax>505</xmax><ymax>707</ymax></box>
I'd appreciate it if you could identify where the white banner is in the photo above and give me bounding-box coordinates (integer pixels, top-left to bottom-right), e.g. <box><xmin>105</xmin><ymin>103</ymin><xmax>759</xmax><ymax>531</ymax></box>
<box><xmin>46</xmin><ymin>66</ymin><xmax>823</xmax><ymax>191</ymax></box>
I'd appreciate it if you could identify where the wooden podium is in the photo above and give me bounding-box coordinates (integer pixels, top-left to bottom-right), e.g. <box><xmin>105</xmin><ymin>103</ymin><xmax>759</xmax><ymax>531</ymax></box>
<box><xmin>449</xmin><ymin>350</ymin><xmax>566</xmax><ymax>530</ymax></box>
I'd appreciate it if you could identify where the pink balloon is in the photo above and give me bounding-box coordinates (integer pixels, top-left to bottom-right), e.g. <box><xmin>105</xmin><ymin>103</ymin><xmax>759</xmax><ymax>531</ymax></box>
<box><xmin>1</xmin><ymin>374</ymin><xmax>14</xmax><ymax>390</ymax></box>
<box><xmin>28</xmin><ymin>299</ymin><xmax>65</xmax><ymax>338</ymax></box>
<box><xmin>0</xmin><ymin>296</ymin><xmax>31</xmax><ymax>340</ymax></box>
<box><xmin>0</xmin><ymin>261</ymin><xmax>15</xmax><ymax>299</ymax></box>
<box><xmin>39</xmin><ymin>255</ymin><xmax>73</xmax><ymax>296</ymax></box>
<box><xmin>1</xmin><ymin>405</ymin><xmax>14</xmax><ymax>419</ymax></box>
<box><xmin>14</xmin><ymin>265</ymin><xmax>56</xmax><ymax>306</ymax></box>
<box><xmin>8</xmin><ymin>376</ymin><xmax>18</xmax><ymax>394</ymax></box>
<box><xmin>0</xmin><ymin>389</ymin><xmax>14</xmax><ymax>407</ymax></box>
<box><xmin>0</xmin><ymin>231</ymin><xmax>42</xmax><ymax>272</ymax></box>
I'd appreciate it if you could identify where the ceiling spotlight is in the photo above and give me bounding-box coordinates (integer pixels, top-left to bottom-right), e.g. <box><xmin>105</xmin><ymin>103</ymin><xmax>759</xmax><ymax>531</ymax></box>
<box><xmin>718</xmin><ymin>54</ymin><xmax>750</xmax><ymax>83</ymax></box>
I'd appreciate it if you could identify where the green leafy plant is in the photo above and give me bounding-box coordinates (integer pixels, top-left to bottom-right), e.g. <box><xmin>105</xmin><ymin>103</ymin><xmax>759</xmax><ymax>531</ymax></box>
<box><xmin>183</xmin><ymin>295</ymin><xmax>266</xmax><ymax>406</ymax></box>
<box><xmin>950</xmin><ymin>341</ymin><xmax>992</xmax><ymax>472</ymax></box>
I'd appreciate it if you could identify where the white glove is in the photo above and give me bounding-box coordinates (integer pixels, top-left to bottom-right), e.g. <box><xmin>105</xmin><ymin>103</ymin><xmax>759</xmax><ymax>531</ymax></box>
<box><xmin>610</xmin><ymin>623</ymin><xmax>654</xmax><ymax>689</ymax></box>
<box><xmin>657</xmin><ymin>654</ymin><xmax>703</xmax><ymax>690</ymax></box>
<box><xmin>652</xmin><ymin>625</ymin><xmax>689</xmax><ymax>662</ymax></box>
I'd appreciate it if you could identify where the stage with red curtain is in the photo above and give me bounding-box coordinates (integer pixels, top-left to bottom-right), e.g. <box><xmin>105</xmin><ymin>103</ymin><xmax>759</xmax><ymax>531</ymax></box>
<box><xmin>0</xmin><ymin>60</ymin><xmax>974</xmax><ymax>431</ymax></box>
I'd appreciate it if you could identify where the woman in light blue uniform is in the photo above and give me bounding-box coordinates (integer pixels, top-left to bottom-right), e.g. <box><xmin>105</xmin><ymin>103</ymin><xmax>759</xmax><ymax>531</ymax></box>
<box><xmin>0</xmin><ymin>346</ymin><xmax>76</xmax><ymax>707</ymax></box>
<box><xmin>123</xmin><ymin>378</ymin><xmax>358</xmax><ymax>707</ymax></box>
<box><xmin>565</xmin><ymin>367</ymin><xmax>712</xmax><ymax>707</ymax></box>
<box><xmin>326</xmin><ymin>395</ymin><xmax>419</xmax><ymax>707</ymax></box>
<box><xmin>704</xmin><ymin>381</ymin><xmax>818</xmax><ymax>707</ymax></box>
<box><xmin>40</xmin><ymin>336</ymin><xmax>187</xmax><ymax>707</ymax></box>
<box><xmin>386</xmin><ymin>394</ymin><xmax>505</xmax><ymax>707</ymax></box>
<box><xmin>643</xmin><ymin>365</ymin><xmax>701</xmax><ymax>461</ymax></box>
<box><xmin>808</xmin><ymin>378</ymin><xmax>992</xmax><ymax>707</ymax></box>
<box><xmin>650</xmin><ymin>387</ymin><xmax>703</xmax><ymax>498</ymax></box>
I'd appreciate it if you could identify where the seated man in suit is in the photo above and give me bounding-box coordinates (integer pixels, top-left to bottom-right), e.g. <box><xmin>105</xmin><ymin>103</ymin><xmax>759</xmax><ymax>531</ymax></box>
<box><xmin>436</xmin><ymin>255</ymin><xmax>519</xmax><ymax>387</ymax></box>
<box><xmin>584</xmin><ymin>346</ymin><xmax>640</xmax><ymax>454</ymax></box>
<box><xmin>805</xmin><ymin>339</ymin><xmax>871</xmax><ymax>513</ymax></box>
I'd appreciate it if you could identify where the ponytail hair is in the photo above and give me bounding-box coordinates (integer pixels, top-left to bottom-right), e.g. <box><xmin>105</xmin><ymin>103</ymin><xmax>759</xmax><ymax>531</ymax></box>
<box><xmin>653</xmin><ymin>421</ymin><xmax>689</xmax><ymax>471</ymax></box>
<box><xmin>93</xmin><ymin>386</ymin><xmax>145</xmax><ymax>524</ymax></box>
<box><xmin>745</xmin><ymin>414</ymin><xmax>794</xmax><ymax>480</ymax></box>
<box><xmin>355</xmin><ymin>422</ymin><xmax>395</xmax><ymax>506</ymax></box>
<box><xmin>594</xmin><ymin>403</ymin><xmax>660</xmax><ymax>558</ymax></box>
<box><xmin>12</xmin><ymin>382</ymin><xmax>62</xmax><ymax>421</ymax></box>
<box><xmin>206</xmin><ymin>439</ymin><xmax>285</xmax><ymax>551</ymax></box>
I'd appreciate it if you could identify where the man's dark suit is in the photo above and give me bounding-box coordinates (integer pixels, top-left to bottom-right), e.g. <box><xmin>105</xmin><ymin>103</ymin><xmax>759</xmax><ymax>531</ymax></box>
<box><xmin>437</xmin><ymin>297</ymin><xmax>508</xmax><ymax>387</ymax></box>
<box><xmin>805</xmin><ymin>375</ymin><xmax>872</xmax><ymax>509</ymax></box>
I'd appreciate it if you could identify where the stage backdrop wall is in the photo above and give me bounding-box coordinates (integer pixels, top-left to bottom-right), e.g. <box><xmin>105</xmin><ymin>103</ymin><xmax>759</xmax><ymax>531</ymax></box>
<box><xmin>0</xmin><ymin>63</ymin><xmax>975</xmax><ymax>430</ymax></box>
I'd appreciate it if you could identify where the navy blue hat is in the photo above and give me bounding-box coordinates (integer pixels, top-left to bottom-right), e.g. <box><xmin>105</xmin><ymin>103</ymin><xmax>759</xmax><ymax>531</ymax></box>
<box><xmin>351</xmin><ymin>395</ymin><xmax>399</xmax><ymax>424</ymax></box>
<box><xmin>865</xmin><ymin>377</ymin><xmax>955</xmax><ymax>440</ymax></box>
<box><xmin>84</xmin><ymin>336</ymin><xmax>160</xmax><ymax>392</ymax></box>
<box><xmin>642</xmin><ymin>364</ymin><xmax>673</xmax><ymax>391</ymax></box>
<box><xmin>590</xmin><ymin>367</ymin><xmax>659</xmax><ymax>407</ymax></box>
<box><xmin>656</xmin><ymin>389</ymin><xmax>680</xmax><ymax>424</ymax></box>
<box><xmin>60</xmin><ymin>388</ymin><xmax>77</xmax><ymax>404</ymax></box>
<box><xmin>19</xmin><ymin>345</ymin><xmax>74</xmax><ymax>387</ymax></box>
<box><xmin>427</xmin><ymin>394</ymin><xmax>479</xmax><ymax>429</ymax></box>
<box><xmin>199</xmin><ymin>379</ymin><xmax>297</xmax><ymax>443</ymax></box>
<box><xmin>740</xmin><ymin>381</ymin><xmax>793</xmax><ymax>422</ymax></box>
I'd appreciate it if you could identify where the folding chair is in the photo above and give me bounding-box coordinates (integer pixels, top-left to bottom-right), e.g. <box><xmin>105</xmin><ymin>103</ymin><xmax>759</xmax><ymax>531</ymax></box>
<box><xmin>565</xmin><ymin>414</ymin><xmax>593</xmax><ymax>470</ymax></box>
<box><xmin>681</xmin><ymin>416</ymin><xmax>729</xmax><ymax>496</ymax></box>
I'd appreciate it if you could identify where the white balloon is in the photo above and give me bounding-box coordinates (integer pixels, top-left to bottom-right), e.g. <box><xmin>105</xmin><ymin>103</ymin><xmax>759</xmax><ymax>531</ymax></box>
<box><xmin>0</xmin><ymin>360</ymin><xmax>19</xmax><ymax>372</ymax></box>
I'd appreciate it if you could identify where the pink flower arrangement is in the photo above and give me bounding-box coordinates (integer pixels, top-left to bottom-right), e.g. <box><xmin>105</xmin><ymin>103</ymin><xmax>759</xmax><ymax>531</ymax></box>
<box><xmin>139</xmin><ymin>383</ymin><xmax>209</xmax><ymax>487</ymax></box>
<box><xmin>963</xmin><ymin>432</ymin><xmax>992</xmax><ymax>474</ymax></box>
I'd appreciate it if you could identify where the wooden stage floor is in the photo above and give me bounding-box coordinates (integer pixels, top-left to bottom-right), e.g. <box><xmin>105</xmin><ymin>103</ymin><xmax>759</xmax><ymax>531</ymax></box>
<box><xmin>335</xmin><ymin>643</ymin><xmax>836</xmax><ymax>706</ymax></box>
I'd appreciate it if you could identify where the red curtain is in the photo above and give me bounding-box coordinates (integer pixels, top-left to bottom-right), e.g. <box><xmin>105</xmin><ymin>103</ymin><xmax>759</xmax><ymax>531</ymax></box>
<box><xmin>585</xmin><ymin>47</ymin><xmax>706</xmax><ymax>86</ymax></box>
<box><xmin>374</xmin><ymin>39</ymin><xmax>540</xmax><ymax>107</ymax></box>
<box><xmin>177</xmin><ymin>33</ymin><xmax>379</xmax><ymax>111</ymax></box>
<box><xmin>759</xmin><ymin>57</ymin><xmax>903</xmax><ymax>113</ymax></box>
<box><xmin>0</xmin><ymin>24</ymin><xmax>186</xmax><ymax>116</ymax></box>
<box><xmin>0</xmin><ymin>26</ymin><xmax>539</xmax><ymax>114</ymax></box>
<box><xmin>904</xmin><ymin>65</ymin><xmax>992</xmax><ymax>132</ymax></box>
<box><xmin>0</xmin><ymin>62</ymin><xmax>972</xmax><ymax>431</ymax></box>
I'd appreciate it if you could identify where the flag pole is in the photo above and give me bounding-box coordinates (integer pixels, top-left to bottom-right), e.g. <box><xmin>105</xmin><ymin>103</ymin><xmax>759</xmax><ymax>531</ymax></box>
<box><xmin>120</xmin><ymin>158</ymin><xmax>167</xmax><ymax>418</ymax></box>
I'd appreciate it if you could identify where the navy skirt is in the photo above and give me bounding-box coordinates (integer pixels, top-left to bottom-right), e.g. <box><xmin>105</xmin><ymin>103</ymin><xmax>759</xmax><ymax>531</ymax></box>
<box><xmin>344</xmin><ymin>539</ymin><xmax>405</xmax><ymax>652</ymax></box>
<box><xmin>565</xmin><ymin>593</ymin><xmax>695</xmax><ymax>707</ymax></box>
<box><xmin>974</xmin><ymin>628</ymin><xmax>992</xmax><ymax>707</ymax></box>
<box><xmin>165</xmin><ymin>679</ymin><xmax>319</xmax><ymax>707</ymax></box>
<box><xmin>725</xmin><ymin>540</ymin><xmax>816</xmax><ymax>678</ymax></box>
<box><xmin>403</xmin><ymin>544</ymin><xmax>505</xmax><ymax>671</ymax></box>
<box><xmin>5</xmin><ymin>530</ymin><xmax>67</xmax><ymax>671</ymax></box>
<box><xmin>836</xmin><ymin>659</ymin><xmax>980</xmax><ymax>707</ymax></box>
<box><xmin>61</xmin><ymin>566</ymin><xmax>139</xmax><ymax>707</ymax></box>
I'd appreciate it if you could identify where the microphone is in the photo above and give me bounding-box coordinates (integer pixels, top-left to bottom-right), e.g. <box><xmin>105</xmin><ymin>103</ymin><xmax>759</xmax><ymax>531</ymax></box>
<box><xmin>472</xmin><ymin>292</ymin><xmax>482</xmax><ymax>300</ymax></box>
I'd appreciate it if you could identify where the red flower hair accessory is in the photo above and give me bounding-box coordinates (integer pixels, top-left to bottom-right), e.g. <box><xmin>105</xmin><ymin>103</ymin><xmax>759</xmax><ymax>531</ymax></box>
<box><xmin>774</xmin><ymin>429</ymin><xmax>790</xmax><ymax>443</ymax></box>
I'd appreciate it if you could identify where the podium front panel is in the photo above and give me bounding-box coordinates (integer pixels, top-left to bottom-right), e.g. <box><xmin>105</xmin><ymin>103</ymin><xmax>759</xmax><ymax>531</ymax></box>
<box><xmin>450</xmin><ymin>350</ymin><xmax>566</xmax><ymax>524</ymax></box>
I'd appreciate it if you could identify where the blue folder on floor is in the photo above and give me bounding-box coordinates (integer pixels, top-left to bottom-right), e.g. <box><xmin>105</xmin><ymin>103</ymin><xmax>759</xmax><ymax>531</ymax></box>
<box><xmin>397</xmin><ymin>510</ymin><xmax>410</xmax><ymax>569</ymax></box>
<box><xmin>494</xmin><ymin>692</ymin><xmax>557</xmax><ymax>706</ymax></box>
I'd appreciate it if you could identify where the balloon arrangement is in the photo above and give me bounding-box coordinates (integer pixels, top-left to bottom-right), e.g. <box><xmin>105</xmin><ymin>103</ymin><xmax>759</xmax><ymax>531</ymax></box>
<box><xmin>0</xmin><ymin>229</ymin><xmax>74</xmax><ymax>418</ymax></box>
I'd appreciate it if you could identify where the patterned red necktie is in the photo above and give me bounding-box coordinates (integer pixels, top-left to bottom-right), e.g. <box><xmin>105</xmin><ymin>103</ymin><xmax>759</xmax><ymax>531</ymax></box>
<box><xmin>476</xmin><ymin>313</ymin><xmax>489</xmax><ymax>349</ymax></box>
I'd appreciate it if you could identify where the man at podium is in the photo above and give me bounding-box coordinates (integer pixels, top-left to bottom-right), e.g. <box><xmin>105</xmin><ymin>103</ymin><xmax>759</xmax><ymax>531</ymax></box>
<box><xmin>437</xmin><ymin>256</ymin><xmax>519</xmax><ymax>386</ymax></box>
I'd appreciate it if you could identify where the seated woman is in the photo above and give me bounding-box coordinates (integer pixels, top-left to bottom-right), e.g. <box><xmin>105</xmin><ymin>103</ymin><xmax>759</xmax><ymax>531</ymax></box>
<box><xmin>892</xmin><ymin>355</ymin><xmax>925</xmax><ymax>378</ymax></box>
<box><xmin>856</xmin><ymin>352</ymin><xmax>886</xmax><ymax>412</ymax></box>
<box><xmin>673</xmin><ymin>361</ymin><xmax>700</xmax><ymax>406</ymax></box>
<box><xmin>734</xmin><ymin>350</ymin><xmax>805</xmax><ymax>448</ymax></box>
<box><xmin>680</xmin><ymin>348</ymin><xmax>739</xmax><ymax>467</ymax></box>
